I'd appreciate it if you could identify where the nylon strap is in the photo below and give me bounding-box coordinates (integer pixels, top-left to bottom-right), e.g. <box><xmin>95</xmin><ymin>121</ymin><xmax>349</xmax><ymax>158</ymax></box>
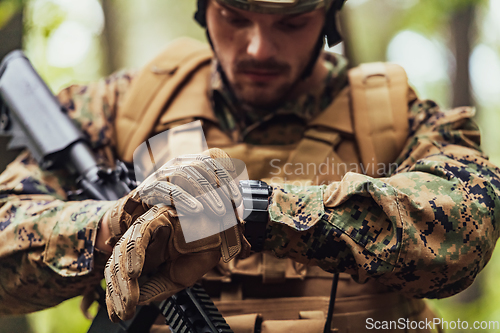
<box><xmin>348</xmin><ymin>62</ymin><xmax>409</xmax><ymax>177</ymax></box>
<box><xmin>282</xmin><ymin>86</ymin><xmax>351</xmax><ymax>183</ymax></box>
<box><xmin>262</xmin><ymin>252</ymin><xmax>288</xmax><ymax>284</ymax></box>
<box><xmin>284</xmin><ymin>128</ymin><xmax>342</xmax><ymax>182</ymax></box>
<box><xmin>116</xmin><ymin>37</ymin><xmax>213</xmax><ymax>162</ymax></box>
<box><xmin>307</xmin><ymin>86</ymin><xmax>353</xmax><ymax>135</ymax></box>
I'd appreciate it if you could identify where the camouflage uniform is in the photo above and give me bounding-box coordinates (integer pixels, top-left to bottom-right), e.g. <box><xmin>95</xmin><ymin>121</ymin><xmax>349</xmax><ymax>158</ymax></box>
<box><xmin>0</xmin><ymin>71</ymin><xmax>134</xmax><ymax>314</ymax></box>
<box><xmin>0</xmin><ymin>50</ymin><xmax>499</xmax><ymax>320</ymax></box>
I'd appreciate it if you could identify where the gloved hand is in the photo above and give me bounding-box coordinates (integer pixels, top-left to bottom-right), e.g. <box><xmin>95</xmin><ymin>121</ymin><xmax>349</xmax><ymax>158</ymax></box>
<box><xmin>104</xmin><ymin>148</ymin><xmax>242</xmax><ymax>246</ymax></box>
<box><xmin>103</xmin><ymin>148</ymin><xmax>248</xmax><ymax>321</ymax></box>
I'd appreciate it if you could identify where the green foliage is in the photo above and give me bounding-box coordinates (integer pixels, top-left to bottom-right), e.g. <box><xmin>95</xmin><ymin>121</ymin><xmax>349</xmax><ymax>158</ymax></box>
<box><xmin>0</xmin><ymin>0</ymin><xmax>23</xmax><ymax>29</ymax></box>
<box><xmin>23</xmin><ymin>0</ymin><xmax>106</xmax><ymax>92</ymax></box>
<box><xmin>26</xmin><ymin>296</ymin><xmax>97</xmax><ymax>333</ymax></box>
<box><xmin>398</xmin><ymin>0</ymin><xmax>488</xmax><ymax>35</ymax></box>
<box><xmin>25</xmin><ymin>0</ymin><xmax>66</xmax><ymax>38</ymax></box>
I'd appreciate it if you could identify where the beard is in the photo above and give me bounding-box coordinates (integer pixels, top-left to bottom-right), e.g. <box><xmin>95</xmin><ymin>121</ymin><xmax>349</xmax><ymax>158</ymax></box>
<box><xmin>223</xmin><ymin>57</ymin><xmax>305</xmax><ymax>109</ymax></box>
<box><xmin>232</xmin><ymin>80</ymin><xmax>292</xmax><ymax>109</ymax></box>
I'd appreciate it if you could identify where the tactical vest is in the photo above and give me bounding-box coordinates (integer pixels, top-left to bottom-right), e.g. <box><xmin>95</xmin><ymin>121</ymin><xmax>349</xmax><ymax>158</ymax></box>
<box><xmin>115</xmin><ymin>38</ymin><xmax>440</xmax><ymax>333</ymax></box>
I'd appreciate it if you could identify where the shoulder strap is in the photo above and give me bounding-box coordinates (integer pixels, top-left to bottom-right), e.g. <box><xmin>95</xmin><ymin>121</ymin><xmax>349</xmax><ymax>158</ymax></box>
<box><xmin>292</xmin><ymin>62</ymin><xmax>410</xmax><ymax>180</ymax></box>
<box><xmin>285</xmin><ymin>87</ymin><xmax>351</xmax><ymax>183</ymax></box>
<box><xmin>116</xmin><ymin>37</ymin><xmax>213</xmax><ymax>162</ymax></box>
<box><xmin>348</xmin><ymin>62</ymin><xmax>410</xmax><ymax>177</ymax></box>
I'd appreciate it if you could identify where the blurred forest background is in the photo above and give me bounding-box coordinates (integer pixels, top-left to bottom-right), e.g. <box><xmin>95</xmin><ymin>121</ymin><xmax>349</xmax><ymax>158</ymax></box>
<box><xmin>0</xmin><ymin>0</ymin><xmax>500</xmax><ymax>332</ymax></box>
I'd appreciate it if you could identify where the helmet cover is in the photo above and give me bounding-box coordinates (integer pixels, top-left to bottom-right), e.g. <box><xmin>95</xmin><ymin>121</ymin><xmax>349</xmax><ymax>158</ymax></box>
<box><xmin>195</xmin><ymin>0</ymin><xmax>346</xmax><ymax>46</ymax></box>
<box><xmin>213</xmin><ymin>0</ymin><xmax>336</xmax><ymax>15</ymax></box>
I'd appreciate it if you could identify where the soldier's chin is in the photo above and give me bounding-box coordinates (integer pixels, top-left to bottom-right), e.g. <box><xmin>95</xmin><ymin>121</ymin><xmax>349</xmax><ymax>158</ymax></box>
<box><xmin>234</xmin><ymin>86</ymin><xmax>288</xmax><ymax>109</ymax></box>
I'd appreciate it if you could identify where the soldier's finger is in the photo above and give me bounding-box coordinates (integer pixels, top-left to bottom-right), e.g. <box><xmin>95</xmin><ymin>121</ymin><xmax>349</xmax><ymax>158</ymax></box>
<box><xmin>189</xmin><ymin>160</ymin><xmax>240</xmax><ymax>212</ymax></box>
<box><xmin>104</xmin><ymin>284</ymin><xmax>120</xmax><ymax>323</ymax></box>
<box><xmin>139</xmin><ymin>181</ymin><xmax>203</xmax><ymax>215</ymax></box>
<box><xmin>137</xmin><ymin>271</ymin><xmax>178</xmax><ymax>305</ymax></box>
<box><xmin>104</xmin><ymin>242</ymin><xmax>127</xmax><ymax>321</ymax></box>
<box><xmin>199</xmin><ymin>157</ymin><xmax>242</xmax><ymax>207</ymax></box>
<box><xmin>115</xmin><ymin>233</ymin><xmax>141</xmax><ymax>320</ymax></box>
<box><xmin>163</xmin><ymin>165</ymin><xmax>227</xmax><ymax>217</ymax></box>
<box><xmin>160</xmin><ymin>153</ymin><xmax>204</xmax><ymax>169</ymax></box>
<box><xmin>205</xmin><ymin>148</ymin><xmax>236</xmax><ymax>174</ymax></box>
<box><xmin>125</xmin><ymin>206</ymin><xmax>165</xmax><ymax>279</ymax></box>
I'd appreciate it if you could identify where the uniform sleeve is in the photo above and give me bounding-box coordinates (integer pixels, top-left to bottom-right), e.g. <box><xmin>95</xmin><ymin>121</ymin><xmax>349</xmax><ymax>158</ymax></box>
<box><xmin>0</xmin><ymin>70</ymin><xmax>135</xmax><ymax>315</ymax></box>
<box><xmin>265</xmin><ymin>100</ymin><xmax>500</xmax><ymax>299</ymax></box>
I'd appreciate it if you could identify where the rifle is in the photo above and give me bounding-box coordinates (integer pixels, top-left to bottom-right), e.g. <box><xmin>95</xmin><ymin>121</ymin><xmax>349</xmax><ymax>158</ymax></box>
<box><xmin>0</xmin><ymin>50</ymin><xmax>233</xmax><ymax>333</ymax></box>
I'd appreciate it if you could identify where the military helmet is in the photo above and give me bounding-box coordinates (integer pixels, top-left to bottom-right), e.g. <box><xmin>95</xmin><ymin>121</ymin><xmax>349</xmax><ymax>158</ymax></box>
<box><xmin>195</xmin><ymin>0</ymin><xmax>347</xmax><ymax>46</ymax></box>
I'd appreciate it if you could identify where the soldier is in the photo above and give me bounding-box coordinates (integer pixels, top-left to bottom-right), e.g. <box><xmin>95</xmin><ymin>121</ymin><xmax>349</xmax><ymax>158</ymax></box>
<box><xmin>1</xmin><ymin>0</ymin><xmax>500</xmax><ymax>332</ymax></box>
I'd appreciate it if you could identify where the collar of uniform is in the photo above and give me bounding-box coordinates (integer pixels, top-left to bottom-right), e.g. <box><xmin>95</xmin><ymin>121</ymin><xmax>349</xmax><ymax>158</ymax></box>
<box><xmin>210</xmin><ymin>52</ymin><xmax>349</xmax><ymax>142</ymax></box>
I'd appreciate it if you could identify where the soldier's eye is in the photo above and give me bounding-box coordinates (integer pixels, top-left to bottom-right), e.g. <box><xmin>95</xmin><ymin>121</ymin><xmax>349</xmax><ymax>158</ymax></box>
<box><xmin>228</xmin><ymin>17</ymin><xmax>251</xmax><ymax>27</ymax></box>
<box><xmin>221</xmin><ymin>9</ymin><xmax>251</xmax><ymax>27</ymax></box>
<box><xmin>277</xmin><ymin>19</ymin><xmax>308</xmax><ymax>31</ymax></box>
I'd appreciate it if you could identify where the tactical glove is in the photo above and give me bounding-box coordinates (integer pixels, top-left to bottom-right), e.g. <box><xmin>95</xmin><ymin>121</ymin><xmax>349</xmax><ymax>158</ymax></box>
<box><xmin>105</xmin><ymin>148</ymin><xmax>242</xmax><ymax>246</ymax></box>
<box><xmin>103</xmin><ymin>148</ymin><xmax>247</xmax><ymax>321</ymax></box>
<box><xmin>104</xmin><ymin>204</ymin><xmax>223</xmax><ymax>321</ymax></box>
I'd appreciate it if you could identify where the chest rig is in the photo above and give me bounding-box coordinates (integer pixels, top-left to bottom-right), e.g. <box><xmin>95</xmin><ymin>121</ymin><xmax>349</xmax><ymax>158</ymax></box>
<box><xmin>115</xmin><ymin>37</ymin><xmax>411</xmax><ymax>285</ymax></box>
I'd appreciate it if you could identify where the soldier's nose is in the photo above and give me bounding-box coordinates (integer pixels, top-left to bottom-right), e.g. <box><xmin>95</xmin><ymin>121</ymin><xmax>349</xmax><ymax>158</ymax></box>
<box><xmin>246</xmin><ymin>27</ymin><xmax>278</xmax><ymax>61</ymax></box>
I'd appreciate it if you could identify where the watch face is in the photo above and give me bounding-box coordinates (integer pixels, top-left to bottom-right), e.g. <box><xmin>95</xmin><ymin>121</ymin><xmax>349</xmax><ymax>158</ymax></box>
<box><xmin>239</xmin><ymin>180</ymin><xmax>271</xmax><ymax>221</ymax></box>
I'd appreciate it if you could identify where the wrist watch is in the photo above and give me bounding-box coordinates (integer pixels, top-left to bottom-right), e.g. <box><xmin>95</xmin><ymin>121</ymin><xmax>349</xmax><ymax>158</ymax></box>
<box><xmin>239</xmin><ymin>180</ymin><xmax>273</xmax><ymax>252</ymax></box>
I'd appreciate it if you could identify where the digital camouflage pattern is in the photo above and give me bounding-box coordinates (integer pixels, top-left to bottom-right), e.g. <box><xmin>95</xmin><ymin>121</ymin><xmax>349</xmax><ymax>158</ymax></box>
<box><xmin>266</xmin><ymin>102</ymin><xmax>500</xmax><ymax>299</ymax></box>
<box><xmin>57</xmin><ymin>70</ymin><xmax>136</xmax><ymax>149</ymax></box>
<box><xmin>269</xmin><ymin>184</ymin><xmax>326</xmax><ymax>230</ymax></box>
<box><xmin>0</xmin><ymin>71</ymin><xmax>134</xmax><ymax>314</ymax></box>
<box><xmin>0</xmin><ymin>153</ymin><xmax>114</xmax><ymax>313</ymax></box>
<box><xmin>0</xmin><ymin>47</ymin><xmax>499</xmax><ymax>316</ymax></box>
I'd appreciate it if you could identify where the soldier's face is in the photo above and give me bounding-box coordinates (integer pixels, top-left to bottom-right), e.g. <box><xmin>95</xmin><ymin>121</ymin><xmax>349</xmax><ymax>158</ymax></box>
<box><xmin>206</xmin><ymin>0</ymin><xmax>325</xmax><ymax>108</ymax></box>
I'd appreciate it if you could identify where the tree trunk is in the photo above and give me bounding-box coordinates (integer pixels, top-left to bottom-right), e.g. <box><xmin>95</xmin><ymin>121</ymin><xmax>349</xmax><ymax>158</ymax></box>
<box><xmin>338</xmin><ymin>9</ymin><xmax>355</xmax><ymax>68</ymax></box>
<box><xmin>451</xmin><ymin>5</ymin><xmax>475</xmax><ymax>108</ymax></box>
<box><xmin>0</xmin><ymin>10</ymin><xmax>23</xmax><ymax>60</ymax></box>
<box><xmin>100</xmin><ymin>0</ymin><xmax>122</xmax><ymax>74</ymax></box>
<box><xmin>0</xmin><ymin>9</ymin><xmax>34</xmax><ymax>333</ymax></box>
<box><xmin>0</xmin><ymin>10</ymin><xmax>26</xmax><ymax>173</ymax></box>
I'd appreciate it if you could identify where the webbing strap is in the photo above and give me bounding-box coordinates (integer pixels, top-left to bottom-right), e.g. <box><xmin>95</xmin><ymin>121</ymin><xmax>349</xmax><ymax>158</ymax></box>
<box><xmin>285</xmin><ymin>128</ymin><xmax>343</xmax><ymax>182</ymax></box>
<box><xmin>348</xmin><ymin>62</ymin><xmax>409</xmax><ymax>177</ymax></box>
<box><xmin>262</xmin><ymin>253</ymin><xmax>288</xmax><ymax>284</ymax></box>
<box><xmin>220</xmin><ymin>283</ymin><xmax>243</xmax><ymax>301</ymax></box>
<box><xmin>283</xmin><ymin>62</ymin><xmax>409</xmax><ymax>184</ymax></box>
<box><xmin>116</xmin><ymin>38</ymin><xmax>213</xmax><ymax>162</ymax></box>
<box><xmin>283</xmin><ymin>86</ymin><xmax>351</xmax><ymax>184</ymax></box>
<box><xmin>307</xmin><ymin>87</ymin><xmax>353</xmax><ymax>135</ymax></box>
